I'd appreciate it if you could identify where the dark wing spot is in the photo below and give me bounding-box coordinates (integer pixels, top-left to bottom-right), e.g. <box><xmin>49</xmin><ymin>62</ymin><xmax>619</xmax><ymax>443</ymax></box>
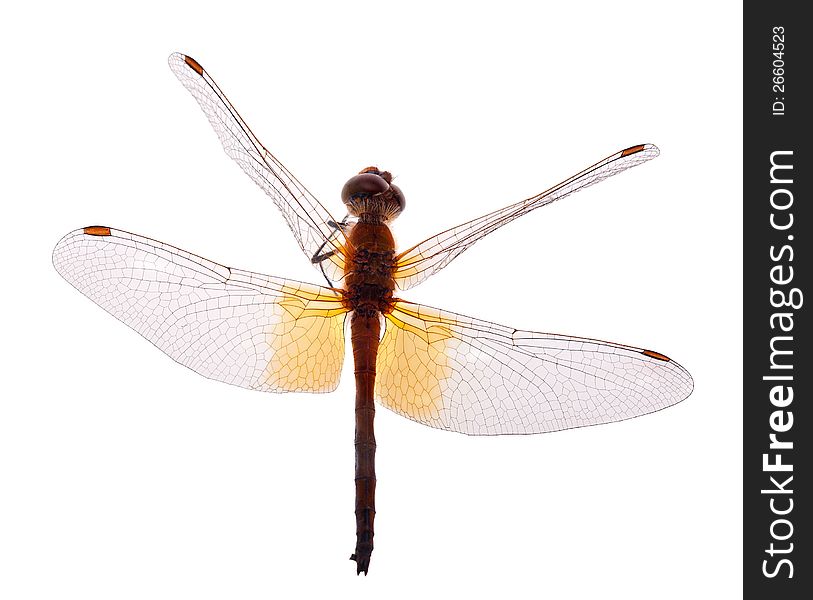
<box><xmin>183</xmin><ymin>55</ymin><xmax>204</xmax><ymax>75</ymax></box>
<box><xmin>621</xmin><ymin>144</ymin><xmax>646</xmax><ymax>157</ymax></box>
<box><xmin>83</xmin><ymin>226</ymin><xmax>111</xmax><ymax>236</ymax></box>
<box><xmin>642</xmin><ymin>349</ymin><xmax>670</xmax><ymax>362</ymax></box>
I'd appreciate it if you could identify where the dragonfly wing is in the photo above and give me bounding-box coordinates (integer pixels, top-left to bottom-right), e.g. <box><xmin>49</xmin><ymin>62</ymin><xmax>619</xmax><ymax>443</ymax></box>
<box><xmin>53</xmin><ymin>227</ymin><xmax>349</xmax><ymax>393</ymax></box>
<box><xmin>393</xmin><ymin>144</ymin><xmax>659</xmax><ymax>290</ymax></box>
<box><xmin>168</xmin><ymin>53</ymin><xmax>348</xmax><ymax>284</ymax></box>
<box><xmin>376</xmin><ymin>299</ymin><xmax>692</xmax><ymax>435</ymax></box>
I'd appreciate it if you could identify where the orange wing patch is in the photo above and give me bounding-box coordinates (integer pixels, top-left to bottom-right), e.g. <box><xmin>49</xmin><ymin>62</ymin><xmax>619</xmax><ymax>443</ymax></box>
<box><xmin>263</xmin><ymin>284</ymin><xmax>348</xmax><ymax>392</ymax></box>
<box><xmin>376</xmin><ymin>302</ymin><xmax>460</xmax><ymax>423</ymax></box>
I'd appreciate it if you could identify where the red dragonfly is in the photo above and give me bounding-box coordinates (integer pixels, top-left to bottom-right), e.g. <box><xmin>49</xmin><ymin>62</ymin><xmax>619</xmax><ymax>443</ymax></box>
<box><xmin>53</xmin><ymin>53</ymin><xmax>693</xmax><ymax>574</ymax></box>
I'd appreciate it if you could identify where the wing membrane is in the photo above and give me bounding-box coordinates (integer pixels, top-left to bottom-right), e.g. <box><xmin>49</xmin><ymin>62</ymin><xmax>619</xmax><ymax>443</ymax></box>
<box><xmin>393</xmin><ymin>144</ymin><xmax>659</xmax><ymax>290</ymax></box>
<box><xmin>53</xmin><ymin>227</ymin><xmax>349</xmax><ymax>393</ymax></box>
<box><xmin>168</xmin><ymin>53</ymin><xmax>348</xmax><ymax>284</ymax></box>
<box><xmin>376</xmin><ymin>299</ymin><xmax>692</xmax><ymax>435</ymax></box>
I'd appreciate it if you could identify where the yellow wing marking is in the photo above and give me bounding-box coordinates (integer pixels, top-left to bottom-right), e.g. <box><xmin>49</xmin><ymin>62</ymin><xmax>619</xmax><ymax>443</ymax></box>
<box><xmin>376</xmin><ymin>302</ymin><xmax>460</xmax><ymax>422</ymax></box>
<box><xmin>263</xmin><ymin>284</ymin><xmax>348</xmax><ymax>392</ymax></box>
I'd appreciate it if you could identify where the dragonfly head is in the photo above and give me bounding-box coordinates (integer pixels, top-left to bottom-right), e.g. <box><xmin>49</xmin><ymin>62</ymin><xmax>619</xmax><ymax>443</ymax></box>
<box><xmin>341</xmin><ymin>167</ymin><xmax>406</xmax><ymax>222</ymax></box>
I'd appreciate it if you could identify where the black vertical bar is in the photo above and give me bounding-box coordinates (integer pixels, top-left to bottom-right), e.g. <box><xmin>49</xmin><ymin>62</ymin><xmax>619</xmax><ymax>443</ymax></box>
<box><xmin>744</xmin><ymin>3</ymin><xmax>809</xmax><ymax>598</ymax></box>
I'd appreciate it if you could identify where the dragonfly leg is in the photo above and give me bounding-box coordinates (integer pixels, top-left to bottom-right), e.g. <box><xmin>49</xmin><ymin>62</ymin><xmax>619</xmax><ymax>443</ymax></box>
<box><xmin>311</xmin><ymin>217</ymin><xmax>347</xmax><ymax>265</ymax></box>
<box><xmin>310</xmin><ymin>249</ymin><xmax>336</xmax><ymax>264</ymax></box>
<box><xmin>327</xmin><ymin>219</ymin><xmax>349</xmax><ymax>231</ymax></box>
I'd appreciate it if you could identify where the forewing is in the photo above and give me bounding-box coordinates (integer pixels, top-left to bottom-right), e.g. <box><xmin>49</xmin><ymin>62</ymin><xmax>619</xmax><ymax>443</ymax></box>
<box><xmin>53</xmin><ymin>227</ymin><xmax>349</xmax><ymax>393</ymax></box>
<box><xmin>168</xmin><ymin>53</ymin><xmax>348</xmax><ymax>284</ymax></box>
<box><xmin>376</xmin><ymin>299</ymin><xmax>692</xmax><ymax>435</ymax></box>
<box><xmin>393</xmin><ymin>144</ymin><xmax>659</xmax><ymax>290</ymax></box>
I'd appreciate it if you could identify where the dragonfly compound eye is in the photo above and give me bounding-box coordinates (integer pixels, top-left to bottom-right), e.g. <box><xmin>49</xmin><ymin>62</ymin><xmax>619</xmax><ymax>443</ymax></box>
<box><xmin>341</xmin><ymin>171</ymin><xmax>405</xmax><ymax>221</ymax></box>
<box><xmin>389</xmin><ymin>184</ymin><xmax>405</xmax><ymax>212</ymax></box>
<box><xmin>341</xmin><ymin>172</ymin><xmax>390</xmax><ymax>204</ymax></box>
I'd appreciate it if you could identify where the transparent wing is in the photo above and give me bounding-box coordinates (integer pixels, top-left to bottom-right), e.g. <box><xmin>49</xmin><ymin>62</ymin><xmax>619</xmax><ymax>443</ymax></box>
<box><xmin>393</xmin><ymin>144</ymin><xmax>659</xmax><ymax>290</ymax></box>
<box><xmin>53</xmin><ymin>226</ymin><xmax>349</xmax><ymax>393</ymax></box>
<box><xmin>376</xmin><ymin>299</ymin><xmax>692</xmax><ymax>435</ymax></box>
<box><xmin>168</xmin><ymin>52</ymin><xmax>348</xmax><ymax>284</ymax></box>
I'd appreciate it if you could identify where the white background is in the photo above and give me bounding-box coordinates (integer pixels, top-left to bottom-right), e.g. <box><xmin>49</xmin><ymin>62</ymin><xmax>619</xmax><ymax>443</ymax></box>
<box><xmin>0</xmin><ymin>1</ymin><xmax>742</xmax><ymax>598</ymax></box>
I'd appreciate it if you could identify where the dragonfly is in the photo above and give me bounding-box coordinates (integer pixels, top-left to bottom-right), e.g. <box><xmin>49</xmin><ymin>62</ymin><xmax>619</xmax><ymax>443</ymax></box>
<box><xmin>53</xmin><ymin>52</ymin><xmax>694</xmax><ymax>575</ymax></box>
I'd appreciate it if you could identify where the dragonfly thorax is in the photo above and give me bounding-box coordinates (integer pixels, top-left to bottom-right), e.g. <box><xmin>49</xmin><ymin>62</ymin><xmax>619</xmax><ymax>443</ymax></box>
<box><xmin>343</xmin><ymin>221</ymin><xmax>396</xmax><ymax>316</ymax></box>
<box><xmin>341</xmin><ymin>167</ymin><xmax>405</xmax><ymax>223</ymax></box>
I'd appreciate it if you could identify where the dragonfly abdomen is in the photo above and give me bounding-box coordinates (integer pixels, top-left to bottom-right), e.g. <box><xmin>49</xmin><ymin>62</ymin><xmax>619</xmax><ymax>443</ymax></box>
<box><xmin>349</xmin><ymin>310</ymin><xmax>379</xmax><ymax>574</ymax></box>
